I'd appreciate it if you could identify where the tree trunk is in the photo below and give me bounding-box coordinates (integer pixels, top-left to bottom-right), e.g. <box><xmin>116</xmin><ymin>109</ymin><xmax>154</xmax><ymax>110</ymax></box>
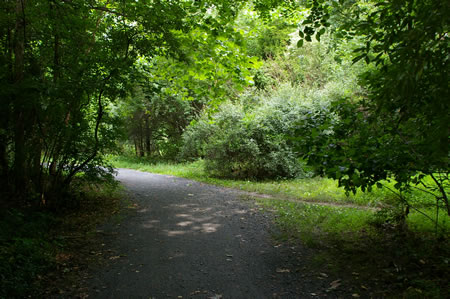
<box><xmin>139</xmin><ymin>131</ymin><xmax>145</xmax><ymax>157</ymax></box>
<box><xmin>134</xmin><ymin>139</ymin><xmax>139</xmax><ymax>156</ymax></box>
<box><xmin>0</xmin><ymin>26</ymin><xmax>14</xmax><ymax>193</ymax></box>
<box><xmin>138</xmin><ymin>119</ymin><xmax>145</xmax><ymax>157</ymax></box>
<box><xmin>144</xmin><ymin>116</ymin><xmax>151</xmax><ymax>157</ymax></box>
<box><xmin>13</xmin><ymin>0</ymin><xmax>27</xmax><ymax>197</ymax></box>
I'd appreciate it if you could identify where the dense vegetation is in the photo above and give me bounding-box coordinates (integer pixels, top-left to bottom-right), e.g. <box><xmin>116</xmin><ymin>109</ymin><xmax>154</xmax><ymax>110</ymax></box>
<box><xmin>0</xmin><ymin>0</ymin><xmax>247</xmax><ymax>207</ymax></box>
<box><xmin>1</xmin><ymin>0</ymin><xmax>448</xmax><ymax>296</ymax></box>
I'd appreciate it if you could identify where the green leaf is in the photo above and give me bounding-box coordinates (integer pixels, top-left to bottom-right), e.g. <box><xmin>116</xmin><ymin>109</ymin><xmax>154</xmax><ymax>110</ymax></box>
<box><xmin>352</xmin><ymin>54</ymin><xmax>365</xmax><ymax>64</ymax></box>
<box><xmin>297</xmin><ymin>39</ymin><xmax>304</xmax><ymax>47</ymax></box>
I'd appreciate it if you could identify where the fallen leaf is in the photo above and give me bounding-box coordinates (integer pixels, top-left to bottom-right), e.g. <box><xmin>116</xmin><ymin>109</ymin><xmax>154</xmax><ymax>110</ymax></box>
<box><xmin>352</xmin><ymin>294</ymin><xmax>360</xmax><ymax>297</ymax></box>
<box><xmin>320</xmin><ymin>273</ymin><xmax>328</xmax><ymax>278</ymax></box>
<box><xmin>276</xmin><ymin>268</ymin><xmax>290</xmax><ymax>273</ymax></box>
<box><xmin>188</xmin><ymin>194</ymin><xmax>194</xmax><ymax>196</ymax></box>
<box><xmin>329</xmin><ymin>279</ymin><xmax>341</xmax><ymax>290</ymax></box>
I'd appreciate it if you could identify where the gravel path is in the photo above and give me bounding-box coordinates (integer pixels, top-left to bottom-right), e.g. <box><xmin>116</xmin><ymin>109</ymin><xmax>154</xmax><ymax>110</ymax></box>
<box><xmin>86</xmin><ymin>168</ymin><xmax>337</xmax><ymax>298</ymax></box>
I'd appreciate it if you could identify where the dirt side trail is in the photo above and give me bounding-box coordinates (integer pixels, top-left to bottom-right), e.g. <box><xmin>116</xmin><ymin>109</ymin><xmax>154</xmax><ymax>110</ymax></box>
<box><xmin>83</xmin><ymin>168</ymin><xmax>346</xmax><ymax>298</ymax></box>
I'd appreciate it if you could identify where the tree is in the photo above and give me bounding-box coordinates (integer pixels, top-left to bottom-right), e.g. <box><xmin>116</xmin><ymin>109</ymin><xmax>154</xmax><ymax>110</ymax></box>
<box><xmin>0</xmin><ymin>0</ymin><xmax>244</xmax><ymax>207</ymax></box>
<box><xmin>293</xmin><ymin>0</ymin><xmax>449</xmax><ymax>217</ymax></box>
<box><xmin>117</xmin><ymin>21</ymin><xmax>259</xmax><ymax>160</ymax></box>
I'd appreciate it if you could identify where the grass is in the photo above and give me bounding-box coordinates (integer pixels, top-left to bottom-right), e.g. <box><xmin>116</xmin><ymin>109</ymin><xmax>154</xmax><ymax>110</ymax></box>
<box><xmin>252</xmin><ymin>197</ymin><xmax>449</xmax><ymax>298</ymax></box>
<box><xmin>110</xmin><ymin>155</ymin><xmax>449</xmax><ymax>297</ymax></box>
<box><xmin>41</xmin><ymin>181</ymin><xmax>129</xmax><ymax>297</ymax></box>
<box><xmin>110</xmin><ymin>156</ymin><xmax>385</xmax><ymax>205</ymax></box>
<box><xmin>254</xmin><ymin>198</ymin><xmax>373</xmax><ymax>245</ymax></box>
<box><xmin>110</xmin><ymin>155</ymin><xmax>450</xmax><ymax>234</ymax></box>
<box><xmin>110</xmin><ymin>156</ymin><xmax>444</xmax><ymax>208</ymax></box>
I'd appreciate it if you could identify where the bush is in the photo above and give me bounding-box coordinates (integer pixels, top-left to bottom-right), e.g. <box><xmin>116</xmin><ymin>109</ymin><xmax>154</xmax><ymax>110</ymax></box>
<box><xmin>0</xmin><ymin>210</ymin><xmax>56</xmax><ymax>297</ymax></box>
<box><xmin>180</xmin><ymin>31</ymin><xmax>366</xmax><ymax>180</ymax></box>
<box><xmin>178</xmin><ymin>112</ymin><xmax>220</xmax><ymax>161</ymax></box>
<box><xmin>180</xmin><ymin>86</ymin><xmax>338</xmax><ymax>180</ymax></box>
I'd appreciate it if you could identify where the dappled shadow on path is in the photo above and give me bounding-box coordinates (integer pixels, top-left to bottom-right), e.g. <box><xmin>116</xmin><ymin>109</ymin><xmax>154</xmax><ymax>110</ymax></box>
<box><xmin>85</xmin><ymin>169</ymin><xmax>334</xmax><ymax>298</ymax></box>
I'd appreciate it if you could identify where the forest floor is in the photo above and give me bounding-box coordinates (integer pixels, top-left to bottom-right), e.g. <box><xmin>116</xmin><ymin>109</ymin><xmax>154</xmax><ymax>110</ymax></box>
<box><xmin>60</xmin><ymin>168</ymin><xmax>383</xmax><ymax>298</ymax></box>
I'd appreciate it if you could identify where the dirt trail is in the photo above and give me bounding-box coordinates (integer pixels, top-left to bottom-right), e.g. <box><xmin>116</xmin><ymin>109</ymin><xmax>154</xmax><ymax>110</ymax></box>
<box><xmin>84</xmin><ymin>168</ymin><xmax>340</xmax><ymax>298</ymax></box>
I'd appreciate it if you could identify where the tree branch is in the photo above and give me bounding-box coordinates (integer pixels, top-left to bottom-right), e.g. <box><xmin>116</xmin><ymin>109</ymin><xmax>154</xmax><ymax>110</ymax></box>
<box><xmin>64</xmin><ymin>73</ymin><xmax>110</xmax><ymax>184</ymax></box>
<box><xmin>90</xmin><ymin>6</ymin><xmax>126</xmax><ymax>17</ymax></box>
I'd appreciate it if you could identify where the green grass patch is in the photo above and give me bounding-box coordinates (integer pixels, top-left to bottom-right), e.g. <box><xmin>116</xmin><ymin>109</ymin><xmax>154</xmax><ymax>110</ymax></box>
<box><xmin>255</xmin><ymin>198</ymin><xmax>373</xmax><ymax>246</ymax></box>
<box><xmin>254</xmin><ymin>197</ymin><xmax>449</xmax><ymax>298</ymax></box>
<box><xmin>109</xmin><ymin>156</ymin><xmax>441</xmax><ymax>209</ymax></box>
<box><xmin>110</xmin><ymin>156</ymin><xmax>449</xmax><ymax>234</ymax></box>
<box><xmin>407</xmin><ymin>208</ymin><xmax>450</xmax><ymax>236</ymax></box>
<box><xmin>255</xmin><ymin>196</ymin><xmax>450</xmax><ymax>240</ymax></box>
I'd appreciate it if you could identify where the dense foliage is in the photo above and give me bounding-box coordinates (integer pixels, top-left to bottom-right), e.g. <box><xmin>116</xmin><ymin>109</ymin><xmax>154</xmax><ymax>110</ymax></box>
<box><xmin>179</xmin><ymin>33</ymin><xmax>363</xmax><ymax>180</ymax></box>
<box><xmin>1</xmin><ymin>0</ymin><xmax>446</xmax><ymax>225</ymax></box>
<box><xmin>0</xmin><ymin>0</ymin><xmax>244</xmax><ymax>207</ymax></box>
<box><xmin>0</xmin><ymin>210</ymin><xmax>55</xmax><ymax>297</ymax></box>
<box><xmin>181</xmin><ymin>96</ymin><xmax>309</xmax><ymax>179</ymax></box>
<box><xmin>1</xmin><ymin>0</ymin><xmax>448</xmax><ymax>296</ymax></box>
<box><xmin>294</xmin><ymin>0</ymin><xmax>450</xmax><ymax>216</ymax></box>
<box><xmin>117</xmin><ymin>27</ymin><xmax>257</xmax><ymax>160</ymax></box>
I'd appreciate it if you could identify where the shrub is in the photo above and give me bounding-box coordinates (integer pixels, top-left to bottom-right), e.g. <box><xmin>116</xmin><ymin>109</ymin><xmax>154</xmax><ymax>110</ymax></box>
<box><xmin>0</xmin><ymin>210</ymin><xmax>55</xmax><ymax>297</ymax></box>
<box><xmin>178</xmin><ymin>112</ymin><xmax>220</xmax><ymax>161</ymax></box>
<box><xmin>180</xmin><ymin>87</ymin><xmax>337</xmax><ymax>180</ymax></box>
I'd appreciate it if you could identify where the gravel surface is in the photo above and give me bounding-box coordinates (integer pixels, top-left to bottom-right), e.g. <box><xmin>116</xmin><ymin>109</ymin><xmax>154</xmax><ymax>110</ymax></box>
<box><xmin>85</xmin><ymin>168</ymin><xmax>341</xmax><ymax>298</ymax></box>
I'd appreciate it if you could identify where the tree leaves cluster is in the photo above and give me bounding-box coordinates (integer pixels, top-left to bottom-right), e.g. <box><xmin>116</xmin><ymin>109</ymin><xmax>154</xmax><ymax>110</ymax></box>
<box><xmin>118</xmin><ymin>21</ymin><xmax>259</xmax><ymax>160</ymax></box>
<box><xmin>180</xmin><ymin>96</ymin><xmax>314</xmax><ymax>180</ymax></box>
<box><xmin>294</xmin><ymin>0</ymin><xmax>449</xmax><ymax>217</ymax></box>
<box><xmin>178</xmin><ymin>7</ymin><xmax>366</xmax><ymax>180</ymax></box>
<box><xmin>0</xmin><ymin>0</ymin><xmax>244</xmax><ymax>207</ymax></box>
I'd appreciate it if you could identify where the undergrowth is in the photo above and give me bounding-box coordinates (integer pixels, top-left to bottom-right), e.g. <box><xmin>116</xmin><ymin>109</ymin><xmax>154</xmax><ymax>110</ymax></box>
<box><xmin>0</xmin><ymin>209</ymin><xmax>56</xmax><ymax>298</ymax></box>
<box><xmin>0</xmin><ymin>181</ymin><xmax>123</xmax><ymax>298</ymax></box>
<box><xmin>255</xmin><ymin>198</ymin><xmax>449</xmax><ymax>298</ymax></box>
